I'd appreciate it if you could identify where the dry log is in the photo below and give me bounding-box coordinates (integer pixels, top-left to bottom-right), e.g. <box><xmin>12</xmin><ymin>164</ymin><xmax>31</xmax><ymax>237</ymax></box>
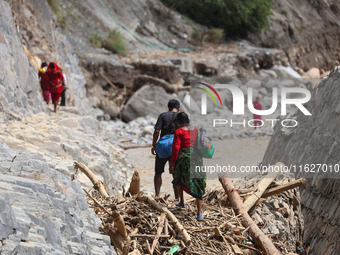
<box><xmin>243</xmin><ymin>163</ymin><xmax>283</xmax><ymax>211</ymax></box>
<box><xmin>113</xmin><ymin>211</ymin><xmax>128</xmax><ymax>238</ymax></box>
<box><xmin>128</xmin><ymin>171</ymin><xmax>141</xmax><ymax>196</ymax></box>
<box><xmin>141</xmin><ymin>194</ymin><xmax>191</xmax><ymax>245</ymax></box>
<box><xmin>164</xmin><ymin>218</ymin><xmax>169</xmax><ymax>236</ymax></box>
<box><xmin>150</xmin><ymin>213</ymin><xmax>166</xmax><ymax>255</ymax></box>
<box><xmin>103</xmin><ymin>224</ymin><xmax>129</xmax><ymax>255</ymax></box>
<box><xmin>261</xmin><ymin>178</ymin><xmax>307</xmax><ymax>198</ymax></box>
<box><xmin>74</xmin><ymin>161</ymin><xmax>109</xmax><ymax>197</ymax></box>
<box><xmin>100</xmin><ymin>71</ymin><xmax>118</xmax><ymax>91</ymax></box>
<box><xmin>219</xmin><ymin>174</ymin><xmax>281</xmax><ymax>255</ymax></box>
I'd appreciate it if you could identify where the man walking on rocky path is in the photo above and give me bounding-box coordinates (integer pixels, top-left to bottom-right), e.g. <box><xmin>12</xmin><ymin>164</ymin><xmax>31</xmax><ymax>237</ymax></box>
<box><xmin>151</xmin><ymin>99</ymin><xmax>180</xmax><ymax>199</ymax></box>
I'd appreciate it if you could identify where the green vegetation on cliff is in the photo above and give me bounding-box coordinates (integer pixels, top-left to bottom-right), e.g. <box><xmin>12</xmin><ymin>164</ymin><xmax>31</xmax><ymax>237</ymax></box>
<box><xmin>102</xmin><ymin>29</ymin><xmax>128</xmax><ymax>56</ymax></box>
<box><xmin>161</xmin><ymin>0</ymin><xmax>273</xmax><ymax>36</ymax></box>
<box><xmin>89</xmin><ymin>30</ymin><xmax>128</xmax><ymax>56</ymax></box>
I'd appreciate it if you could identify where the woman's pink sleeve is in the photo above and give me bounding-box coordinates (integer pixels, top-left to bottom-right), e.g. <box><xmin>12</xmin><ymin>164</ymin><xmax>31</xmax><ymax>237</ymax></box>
<box><xmin>171</xmin><ymin>130</ymin><xmax>181</xmax><ymax>162</ymax></box>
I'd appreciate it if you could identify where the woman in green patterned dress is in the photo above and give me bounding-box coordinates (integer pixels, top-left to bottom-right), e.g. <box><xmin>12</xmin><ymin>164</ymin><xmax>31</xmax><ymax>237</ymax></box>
<box><xmin>170</xmin><ymin>112</ymin><xmax>206</xmax><ymax>220</ymax></box>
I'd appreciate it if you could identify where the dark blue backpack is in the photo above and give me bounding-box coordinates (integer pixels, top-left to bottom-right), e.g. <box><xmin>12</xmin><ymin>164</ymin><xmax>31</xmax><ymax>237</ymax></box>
<box><xmin>155</xmin><ymin>134</ymin><xmax>174</xmax><ymax>158</ymax></box>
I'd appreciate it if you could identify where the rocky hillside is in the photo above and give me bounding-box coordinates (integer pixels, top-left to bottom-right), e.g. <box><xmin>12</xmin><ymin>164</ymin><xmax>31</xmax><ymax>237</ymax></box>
<box><xmin>250</xmin><ymin>0</ymin><xmax>340</xmax><ymax>71</ymax></box>
<box><xmin>261</xmin><ymin>66</ymin><xmax>340</xmax><ymax>254</ymax></box>
<box><xmin>9</xmin><ymin>0</ymin><xmax>338</xmax><ymax>121</ymax></box>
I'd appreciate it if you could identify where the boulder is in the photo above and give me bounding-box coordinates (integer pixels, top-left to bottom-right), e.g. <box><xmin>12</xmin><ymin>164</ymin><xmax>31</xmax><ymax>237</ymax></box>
<box><xmin>303</xmin><ymin>67</ymin><xmax>321</xmax><ymax>79</ymax></box>
<box><xmin>121</xmin><ymin>85</ymin><xmax>188</xmax><ymax>122</ymax></box>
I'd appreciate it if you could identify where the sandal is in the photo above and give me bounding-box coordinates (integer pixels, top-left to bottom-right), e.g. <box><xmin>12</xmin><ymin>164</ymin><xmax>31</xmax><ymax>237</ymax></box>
<box><xmin>175</xmin><ymin>202</ymin><xmax>186</xmax><ymax>208</ymax></box>
<box><xmin>196</xmin><ymin>214</ymin><xmax>205</xmax><ymax>221</ymax></box>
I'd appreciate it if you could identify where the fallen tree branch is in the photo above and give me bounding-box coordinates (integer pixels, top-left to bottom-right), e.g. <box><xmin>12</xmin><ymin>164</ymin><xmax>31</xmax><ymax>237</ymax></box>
<box><xmin>219</xmin><ymin>174</ymin><xmax>281</xmax><ymax>255</ymax></box>
<box><xmin>140</xmin><ymin>194</ymin><xmax>191</xmax><ymax>245</ymax></box>
<box><xmin>100</xmin><ymin>71</ymin><xmax>118</xmax><ymax>91</ymax></box>
<box><xmin>83</xmin><ymin>189</ymin><xmax>127</xmax><ymax>238</ymax></box>
<box><xmin>243</xmin><ymin>163</ymin><xmax>282</xmax><ymax>211</ymax></box>
<box><xmin>150</xmin><ymin>213</ymin><xmax>166</xmax><ymax>254</ymax></box>
<box><xmin>261</xmin><ymin>178</ymin><xmax>307</xmax><ymax>198</ymax></box>
<box><xmin>83</xmin><ymin>189</ymin><xmax>112</xmax><ymax>216</ymax></box>
<box><xmin>74</xmin><ymin>161</ymin><xmax>109</xmax><ymax>197</ymax></box>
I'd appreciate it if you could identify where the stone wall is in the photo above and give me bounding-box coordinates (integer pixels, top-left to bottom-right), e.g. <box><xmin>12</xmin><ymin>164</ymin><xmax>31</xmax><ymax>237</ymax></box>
<box><xmin>262</xmin><ymin>66</ymin><xmax>340</xmax><ymax>255</ymax></box>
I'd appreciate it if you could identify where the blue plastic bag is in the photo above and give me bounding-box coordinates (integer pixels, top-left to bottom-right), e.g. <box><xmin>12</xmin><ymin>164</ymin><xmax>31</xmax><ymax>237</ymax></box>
<box><xmin>155</xmin><ymin>134</ymin><xmax>174</xmax><ymax>158</ymax></box>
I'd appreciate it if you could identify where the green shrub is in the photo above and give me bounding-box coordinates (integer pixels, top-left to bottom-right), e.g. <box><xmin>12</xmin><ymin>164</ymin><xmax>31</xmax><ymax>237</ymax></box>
<box><xmin>204</xmin><ymin>28</ymin><xmax>225</xmax><ymax>43</ymax></box>
<box><xmin>102</xmin><ymin>29</ymin><xmax>128</xmax><ymax>56</ymax></box>
<box><xmin>89</xmin><ymin>33</ymin><xmax>103</xmax><ymax>48</ymax></box>
<box><xmin>161</xmin><ymin>0</ymin><xmax>273</xmax><ymax>37</ymax></box>
<box><xmin>190</xmin><ymin>29</ymin><xmax>204</xmax><ymax>45</ymax></box>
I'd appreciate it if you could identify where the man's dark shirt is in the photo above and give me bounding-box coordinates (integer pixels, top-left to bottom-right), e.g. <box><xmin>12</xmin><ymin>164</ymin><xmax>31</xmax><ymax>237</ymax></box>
<box><xmin>154</xmin><ymin>111</ymin><xmax>178</xmax><ymax>138</ymax></box>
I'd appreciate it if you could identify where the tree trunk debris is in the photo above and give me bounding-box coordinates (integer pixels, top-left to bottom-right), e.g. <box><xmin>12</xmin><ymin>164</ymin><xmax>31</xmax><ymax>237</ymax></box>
<box><xmin>75</xmin><ymin>165</ymin><xmax>305</xmax><ymax>254</ymax></box>
<box><xmin>219</xmin><ymin>173</ymin><xmax>282</xmax><ymax>255</ymax></box>
<box><xmin>243</xmin><ymin>164</ymin><xmax>282</xmax><ymax>212</ymax></box>
<box><xmin>128</xmin><ymin>171</ymin><xmax>140</xmax><ymax>196</ymax></box>
<box><xmin>74</xmin><ymin>161</ymin><xmax>109</xmax><ymax>197</ymax></box>
<box><xmin>261</xmin><ymin>178</ymin><xmax>307</xmax><ymax>198</ymax></box>
<box><xmin>140</xmin><ymin>194</ymin><xmax>191</xmax><ymax>246</ymax></box>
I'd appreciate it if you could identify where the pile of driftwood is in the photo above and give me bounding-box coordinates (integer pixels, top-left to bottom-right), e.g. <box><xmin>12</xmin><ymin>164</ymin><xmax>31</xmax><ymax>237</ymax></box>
<box><xmin>73</xmin><ymin>162</ymin><xmax>306</xmax><ymax>255</ymax></box>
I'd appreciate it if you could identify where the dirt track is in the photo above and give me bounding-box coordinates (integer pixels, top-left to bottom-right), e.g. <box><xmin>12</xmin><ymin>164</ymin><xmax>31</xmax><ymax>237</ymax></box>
<box><xmin>127</xmin><ymin>136</ymin><xmax>270</xmax><ymax>197</ymax></box>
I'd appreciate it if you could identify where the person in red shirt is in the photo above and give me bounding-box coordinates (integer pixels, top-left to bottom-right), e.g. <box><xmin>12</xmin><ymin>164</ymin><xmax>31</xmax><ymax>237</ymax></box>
<box><xmin>38</xmin><ymin>62</ymin><xmax>50</xmax><ymax>104</ymax></box>
<box><xmin>170</xmin><ymin>112</ymin><xmax>206</xmax><ymax>221</ymax></box>
<box><xmin>253</xmin><ymin>96</ymin><xmax>262</xmax><ymax>129</ymax></box>
<box><xmin>47</xmin><ymin>62</ymin><xmax>65</xmax><ymax>113</ymax></box>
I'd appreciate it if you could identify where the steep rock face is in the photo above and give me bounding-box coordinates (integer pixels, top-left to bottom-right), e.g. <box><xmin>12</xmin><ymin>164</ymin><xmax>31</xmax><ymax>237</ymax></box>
<box><xmin>0</xmin><ymin>1</ymin><xmax>130</xmax><ymax>253</ymax></box>
<box><xmin>55</xmin><ymin>0</ymin><xmax>192</xmax><ymax>51</ymax></box>
<box><xmin>9</xmin><ymin>0</ymin><xmax>90</xmax><ymax>110</ymax></box>
<box><xmin>0</xmin><ymin>0</ymin><xmax>45</xmax><ymax>117</ymax></box>
<box><xmin>250</xmin><ymin>0</ymin><xmax>340</xmax><ymax>70</ymax></box>
<box><xmin>262</xmin><ymin>67</ymin><xmax>340</xmax><ymax>254</ymax></box>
